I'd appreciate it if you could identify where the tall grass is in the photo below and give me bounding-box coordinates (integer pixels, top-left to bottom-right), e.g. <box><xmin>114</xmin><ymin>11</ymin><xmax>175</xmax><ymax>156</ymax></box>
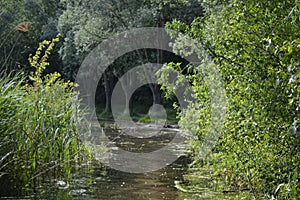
<box><xmin>0</xmin><ymin>36</ymin><xmax>89</xmax><ymax>194</ymax></box>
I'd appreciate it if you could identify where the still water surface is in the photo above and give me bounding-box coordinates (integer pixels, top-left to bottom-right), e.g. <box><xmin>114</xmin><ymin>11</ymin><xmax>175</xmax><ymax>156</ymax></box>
<box><xmin>1</xmin><ymin>121</ymin><xmax>237</xmax><ymax>199</ymax></box>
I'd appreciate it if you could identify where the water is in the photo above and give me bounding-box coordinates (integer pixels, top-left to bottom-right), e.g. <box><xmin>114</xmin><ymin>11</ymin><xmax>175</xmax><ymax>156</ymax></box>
<box><xmin>0</xmin><ymin>121</ymin><xmax>239</xmax><ymax>199</ymax></box>
<box><xmin>75</xmin><ymin>120</ymin><xmax>191</xmax><ymax>200</ymax></box>
<box><xmin>69</xmin><ymin>160</ymin><xmax>188</xmax><ymax>200</ymax></box>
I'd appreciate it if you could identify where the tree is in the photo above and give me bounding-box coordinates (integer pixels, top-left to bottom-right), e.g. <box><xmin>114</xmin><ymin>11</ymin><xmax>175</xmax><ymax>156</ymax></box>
<box><xmin>160</xmin><ymin>0</ymin><xmax>299</xmax><ymax>197</ymax></box>
<box><xmin>58</xmin><ymin>0</ymin><xmax>203</xmax><ymax>113</ymax></box>
<box><xmin>0</xmin><ymin>0</ymin><xmax>61</xmax><ymax>74</ymax></box>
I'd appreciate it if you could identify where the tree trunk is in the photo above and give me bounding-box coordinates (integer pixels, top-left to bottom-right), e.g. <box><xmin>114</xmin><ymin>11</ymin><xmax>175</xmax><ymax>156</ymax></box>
<box><xmin>104</xmin><ymin>72</ymin><xmax>112</xmax><ymax>113</ymax></box>
<box><xmin>149</xmin><ymin>83</ymin><xmax>161</xmax><ymax>105</ymax></box>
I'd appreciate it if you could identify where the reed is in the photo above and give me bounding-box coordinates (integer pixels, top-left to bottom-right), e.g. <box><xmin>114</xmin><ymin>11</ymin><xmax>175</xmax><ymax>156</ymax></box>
<box><xmin>0</xmin><ymin>36</ymin><xmax>89</xmax><ymax>194</ymax></box>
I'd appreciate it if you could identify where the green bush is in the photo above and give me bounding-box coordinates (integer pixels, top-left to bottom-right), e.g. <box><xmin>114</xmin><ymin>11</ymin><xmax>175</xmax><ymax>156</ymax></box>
<box><xmin>159</xmin><ymin>0</ymin><xmax>300</xmax><ymax>198</ymax></box>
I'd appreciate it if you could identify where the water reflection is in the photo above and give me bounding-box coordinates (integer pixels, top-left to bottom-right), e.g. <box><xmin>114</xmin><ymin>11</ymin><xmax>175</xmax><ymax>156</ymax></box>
<box><xmin>0</xmin><ymin>122</ymin><xmax>238</xmax><ymax>199</ymax></box>
<box><xmin>85</xmin><ymin>162</ymin><xmax>186</xmax><ymax>200</ymax></box>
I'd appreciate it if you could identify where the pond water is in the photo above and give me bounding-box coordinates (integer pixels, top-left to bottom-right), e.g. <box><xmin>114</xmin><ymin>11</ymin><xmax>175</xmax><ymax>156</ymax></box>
<box><xmin>1</xmin><ymin>121</ymin><xmax>239</xmax><ymax>200</ymax></box>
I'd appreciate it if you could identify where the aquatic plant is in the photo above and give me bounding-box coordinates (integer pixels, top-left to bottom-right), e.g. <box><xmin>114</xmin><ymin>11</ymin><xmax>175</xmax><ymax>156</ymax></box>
<box><xmin>0</xmin><ymin>36</ymin><xmax>89</xmax><ymax>194</ymax></box>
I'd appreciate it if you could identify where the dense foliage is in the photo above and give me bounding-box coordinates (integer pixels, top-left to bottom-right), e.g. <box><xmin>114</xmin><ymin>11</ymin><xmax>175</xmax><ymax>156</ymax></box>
<box><xmin>1</xmin><ymin>0</ymin><xmax>299</xmax><ymax>198</ymax></box>
<box><xmin>57</xmin><ymin>0</ymin><xmax>203</xmax><ymax>113</ymax></box>
<box><xmin>0</xmin><ymin>0</ymin><xmax>60</xmax><ymax>73</ymax></box>
<box><xmin>160</xmin><ymin>0</ymin><xmax>299</xmax><ymax>198</ymax></box>
<box><xmin>0</xmin><ymin>37</ymin><xmax>87</xmax><ymax>194</ymax></box>
<box><xmin>57</xmin><ymin>0</ymin><xmax>202</xmax><ymax>79</ymax></box>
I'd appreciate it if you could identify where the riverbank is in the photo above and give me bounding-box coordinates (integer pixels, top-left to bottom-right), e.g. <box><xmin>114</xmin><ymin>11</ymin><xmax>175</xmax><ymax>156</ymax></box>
<box><xmin>1</xmin><ymin>120</ymin><xmax>247</xmax><ymax>200</ymax></box>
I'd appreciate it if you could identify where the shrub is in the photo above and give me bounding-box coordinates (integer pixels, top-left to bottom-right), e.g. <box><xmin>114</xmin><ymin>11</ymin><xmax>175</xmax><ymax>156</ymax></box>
<box><xmin>159</xmin><ymin>0</ymin><xmax>299</xmax><ymax>198</ymax></box>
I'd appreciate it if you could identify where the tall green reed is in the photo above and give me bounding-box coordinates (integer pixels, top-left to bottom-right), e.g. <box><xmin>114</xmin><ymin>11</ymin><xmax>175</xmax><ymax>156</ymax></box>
<box><xmin>0</xmin><ymin>36</ymin><xmax>90</xmax><ymax>194</ymax></box>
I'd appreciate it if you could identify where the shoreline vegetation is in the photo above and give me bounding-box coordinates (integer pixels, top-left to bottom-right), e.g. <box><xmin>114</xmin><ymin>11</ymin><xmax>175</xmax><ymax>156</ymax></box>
<box><xmin>158</xmin><ymin>1</ymin><xmax>300</xmax><ymax>199</ymax></box>
<box><xmin>0</xmin><ymin>0</ymin><xmax>299</xmax><ymax>199</ymax></box>
<box><xmin>96</xmin><ymin>106</ymin><xmax>179</xmax><ymax>125</ymax></box>
<box><xmin>0</xmin><ymin>37</ymin><xmax>94</xmax><ymax>195</ymax></box>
